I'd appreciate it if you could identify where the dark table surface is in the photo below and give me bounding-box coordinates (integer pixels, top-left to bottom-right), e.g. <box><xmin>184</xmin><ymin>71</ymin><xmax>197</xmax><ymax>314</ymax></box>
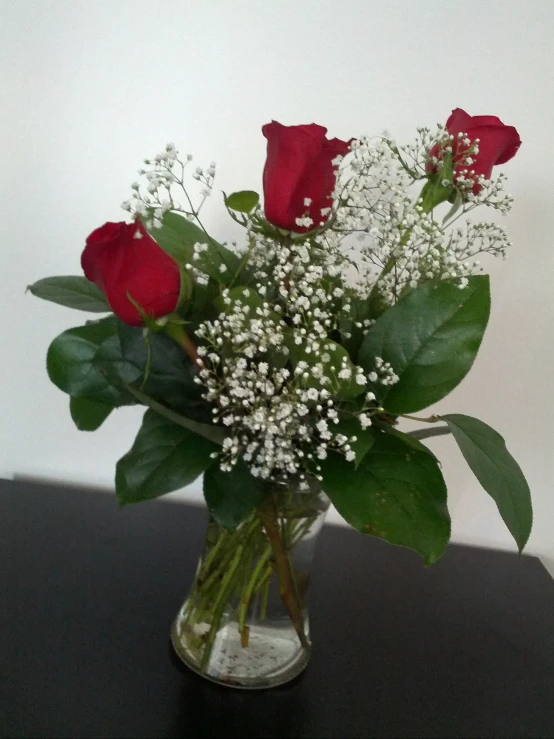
<box><xmin>1</xmin><ymin>478</ymin><xmax>554</xmax><ymax>739</ymax></box>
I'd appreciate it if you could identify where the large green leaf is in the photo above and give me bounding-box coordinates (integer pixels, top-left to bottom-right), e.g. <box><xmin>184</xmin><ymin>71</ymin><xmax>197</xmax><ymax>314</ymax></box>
<box><xmin>125</xmin><ymin>385</ymin><xmax>225</xmax><ymax>445</ymax></box>
<box><xmin>28</xmin><ymin>276</ymin><xmax>110</xmax><ymax>313</ymax></box>
<box><xmin>442</xmin><ymin>414</ymin><xmax>532</xmax><ymax>551</ymax></box>
<box><xmin>48</xmin><ymin>316</ymin><xmax>214</xmax><ymax>423</ymax></box>
<box><xmin>181</xmin><ymin>278</ymin><xmax>221</xmax><ymax>330</ymax></box>
<box><xmin>333</xmin><ymin>418</ymin><xmax>376</xmax><ymax>468</ymax></box>
<box><xmin>320</xmin><ymin>430</ymin><xmax>451</xmax><ymax>564</ymax></box>
<box><xmin>147</xmin><ymin>212</ymin><xmax>240</xmax><ymax>282</ymax></box>
<box><xmin>203</xmin><ymin>459</ymin><xmax>266</xmax><ymax>529</ymax></box>
<box><xmin>114</xmin><ymin>324</ymin><xmax>213</xmax><ymax>423</ymax></box>
<box><xmin>374</xmin><ymin>421</ymin><xmax>437</xmax><ymax>459</ymax></box>
<box><xmin>69</xmin><ymin>396</ymin><xmax>113</xmax><ymax>431</ymax></box>
<box><xmin>47</xmin><ymin>317</ymin><xmax>133</xmax><ymax>405</ymax></box>
<box><xmin>359</xmin><ymin>276</ymin><xmax>490</xmax><ymax>413</ymax></box>
<box><xmin>116</xmin><ymin>410</ymin><xmax>218</xmax><ymax>505</ymax></box>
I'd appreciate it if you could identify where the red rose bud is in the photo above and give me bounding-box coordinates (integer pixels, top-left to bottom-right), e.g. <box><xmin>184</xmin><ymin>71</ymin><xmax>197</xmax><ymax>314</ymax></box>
<box><xmin>430</xmin><ymin>108</ymin><xmax>521</xmax><ymax>193</ymax></box>
<box><xmin>81</xmin><ymin>220</ymin><xmax>181</xmax><ymax>326</ymax></box>
<box><xmin>262</xmin><ymin>121</ymin><xmax>351</xmax><ymax>233</ymax></box>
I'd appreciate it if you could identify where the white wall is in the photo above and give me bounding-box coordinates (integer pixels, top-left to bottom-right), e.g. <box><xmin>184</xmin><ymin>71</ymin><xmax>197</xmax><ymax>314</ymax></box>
<box><xmin>3</xmin><ymin>0</ymin><xmax>553</xmax><ymax>571</ymax></box>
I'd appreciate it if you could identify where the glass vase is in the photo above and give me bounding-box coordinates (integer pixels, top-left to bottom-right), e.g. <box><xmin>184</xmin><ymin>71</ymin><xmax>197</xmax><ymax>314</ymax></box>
<box><xmin>171</xmin><ymin>479</ymin><xmax>330</xmax><ymax>689</ymax></box>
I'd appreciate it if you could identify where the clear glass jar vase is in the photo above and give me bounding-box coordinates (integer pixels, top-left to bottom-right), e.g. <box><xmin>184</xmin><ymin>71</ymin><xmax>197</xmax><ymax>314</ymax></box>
<box><xmin>171</xmin><ymin>479</ymin><xmax>330</xmax><ymax>689</ymax></box>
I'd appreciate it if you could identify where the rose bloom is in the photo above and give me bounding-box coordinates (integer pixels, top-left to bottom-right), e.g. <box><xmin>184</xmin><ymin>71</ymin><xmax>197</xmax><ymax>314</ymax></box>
<box><xmin>81</xmin><ymin>220</ymin><xmax>181</xmax><ymax>326</ymax></box>
<box><xmin>432</xmin><ymin>107</ymin><xmax>521</xmax><ymax>192</ymax></box>
<box><xmin>262</xmin><ymin>121</ymin><xmax>351</xmax><ymax>233</ymax></box>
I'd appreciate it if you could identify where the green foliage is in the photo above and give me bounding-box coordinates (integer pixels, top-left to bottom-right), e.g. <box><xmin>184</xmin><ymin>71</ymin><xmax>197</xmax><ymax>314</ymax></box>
<box><xmin>28</xmin><ymin>276</ymin><xmax>110</xmax><ymax>312</ymax></box>
<box><xmin>225</xmin><ymin>190</ymin><xmax>260</xmax><ymax>213</ymax></box>
<box><xmin>116</xmin><ymin>410</ymin><xmax>218</xmax><ymax>505</ymax></box>
<box><xmin>47</xmin><ymin>317</ymin><xmax>134</xmax><ymax>406</ymax></box>
<box><xmin>47</xmin><ymin>317</ymin><xmax>214</xmax><ymax>423</ymax></box>
<box><xmin>181</xmin><ymin>278</ymin><xmax>221</xmax><ymax>330</ymax></box>
<box><xmin>360</xmin><ymin>276</ymin><xmax>490</xmax><ymax>413</ymax></box>
<box><xmin>442</xmin><ymin>414</ymin><xmax>533</xmax><ymax>551</ymax></box>
<box><xmin>146</xmin><ymin>212</ymin><xmax>240</xmax><ymax>283</ymax></box>
<box><xmin>420</xmin><ymin>153</ymin><xmax>455</xmax><ymax>212</ymax></box>
<box><xmin>114</xmin><ymin>325</ymin><xmax>213</xmax><ymax>422</ymax></box>
<box><xmin>203</xmin><ymin>459</ymin><xmax>267</xmax><ymax>529</ymax></box>
<box><xmin>320</xmin><ymin>429</ymin><xmax>451</xmax><ymax>564</ymax></box>
<box><xmin>333</xmin><ymin>418</ymin><xmax>375</xmax><ymax>468</ymax></box>
<box><xmin>374</xmin><ymin>421</ymin><xmax>437</xmax><ymax>458</ymax></box>
<box><xmin>125</xmin><ymin>385</ymin><xmax>225</xmax><ymax>445</ymax></box>
<box><xmin>339</xmin><ymin>290</ymin><xmax>378</xmax><ymax>362</ymax></box>
<box><xmin>69</xmin><ymin>396</ymin><xmax>113</xmax><ymax>431</ymax></box>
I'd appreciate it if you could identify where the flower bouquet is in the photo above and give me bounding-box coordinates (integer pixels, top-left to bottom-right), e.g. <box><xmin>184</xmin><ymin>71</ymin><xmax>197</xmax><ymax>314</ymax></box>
<box><xmin>30</xmin><ymin>108</ymin><xmax>532</xmax><ymax>689</ymax></box>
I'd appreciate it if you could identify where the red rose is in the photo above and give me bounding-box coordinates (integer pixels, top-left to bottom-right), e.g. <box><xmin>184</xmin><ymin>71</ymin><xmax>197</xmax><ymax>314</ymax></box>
<box><xmin>262</xmin><ymin>121</ymin><xmax>351</xmax><ymax>233</ymax></box>
<box><xmin>81</xmin><ymin>220</ymin><xmax>181</xmax><ymax>326</ymax></box>
<box><xmin>432</xmin><ymin>108</ymin><xmax>521</xmax><ymax>191</ymax></box>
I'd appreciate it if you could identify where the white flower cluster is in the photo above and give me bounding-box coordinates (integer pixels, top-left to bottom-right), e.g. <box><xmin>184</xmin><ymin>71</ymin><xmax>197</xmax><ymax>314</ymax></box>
<box><xmin>121</xmin><ymin>142</ymin><xmax>215</xmax><ymax>228</ymax></box>
<box><xmin>327</xmin><ymin>130</ymin><xmax>514</xmax><ymax>306</ymax></box>
<box><xmin>195</xmin><ymin>297</ymin><xmax>359</xmax><ymax>479</ymax></box>
<box><xmin>367</xmin><ymin>357</ymin><xmax>399</xmax><ymax>386</ymax></box>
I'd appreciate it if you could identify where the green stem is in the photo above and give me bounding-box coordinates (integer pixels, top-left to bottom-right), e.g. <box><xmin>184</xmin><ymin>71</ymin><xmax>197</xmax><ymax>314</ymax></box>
<box><xmin>408</xmin><ymin>426</ymin><xmax>451</xmax><ymax>440</ymax></box>
<box><xmin>397</xmin><ymin>413</ymin><xmax>441</xmax><ymax>424</ymax></box>
<box><xmin>228</xmin><ymin>235</ymin><xmax>255</xmax><ymax>289</ymax></box>
<box><xmin>198</xmin><ymin>528</ymin><xmax>230</xmax><ymax>581</ymax></box>
<box><xmin>260</xmin><ymin>579</ymin><xmax>270</xmax><ymax>621</ymax></box>
<box><xmin>258</xmin><ymin>499</ymin><xmax>309</xmax><ymax>650</ymax></box>
<box><xmin>238</xmin><ymin>548</ymin><xmax>273</xmax><ymax>638</ymax></box>
<box><xmin>163</xmin><ymin>319</ymin><xmax>201</xmax><ymax>369</ymax></box>
<box><xmin>200</xmin><ymin>544</ymin><xmax>244</xmax><ymax>670</ymax></box>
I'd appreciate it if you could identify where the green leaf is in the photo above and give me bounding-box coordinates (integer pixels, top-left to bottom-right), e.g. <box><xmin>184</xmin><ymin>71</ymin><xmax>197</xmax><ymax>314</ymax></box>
<box><xmin>28</xmin><ymin>276</ymin><xmax>110</xmax><ymax>313</ymax></box>
<box><xmin>374</xmin><ymin>421</ymin><xmax>437</xmax><ymax>458</ymax></box>
<box><xmin>69</xmin><ymin>396</ymin><xmax>113</xmax><ymax>431</ymax></box>
<box><xmin>339</xmin><ymin>291</ymin><xmax>377</xmax><ymax>363</ymax></box>
<box><xmin>442</xmin><ymin>189</ymin><xmax>463</xmax><ymax>225</ymax></box>
<box><xmin>225</xmin><ymin>190</ymin><xmax>260</xmax><ymax>213</ymax></box>
<box><xmin>359</xmin><ymin>276</ymin><xmax>490</xmax><ymax>413</ymax></box>
<box><xmin>320</xmin><ymin>430</ymin><xmax>451</xmax><ymax>564</ymax></box>
<box><xmin>89</xmin><ymin>323</ymin><xmax>213</xmax><ymax>423</ymax></box>
<box><xmin>147</xmin><ymin>212</ymin><xmax>240</xmax><ymax>283</ymax></box>
<box><xmin>47</xmin><ymin>317</ymin><xmax>133</xmax><ymax>405</ymax></box>
<box><xmin>442</xmin><ymin>414</ymin><xmax>532</xmax><ymax>551</ymax></box>
<box><xmin>203</xmin><ymin>459</ymin><xmax>266</xmax><ymax>529</ymax></box>
<box><xmin>182</xmin><ymin>278</ymin><xmax>221</xmax><ymax>329</ymax></box>
<box><xmin>115</xmin><ymin>324</ymin><xmax>213</xmax><ymax>423</ymax></box>
<box><xmin>116</xmin><ymin>410</ymin><xmax>218</xmax><ymax>505</ymax></box>
<box><xmin>333</xmin><ymin>418</ymin><xmax>375</xmax><ymax>468</ymax></box>
<box><xmin>420</xmin><ymin>154</ymin><xmax>455</xmax><ymax>212</ymax></box>
<box><xmin>125</xmin><ymin>384</ymin><xmax>225</xmax><ymax>445</ymax></box>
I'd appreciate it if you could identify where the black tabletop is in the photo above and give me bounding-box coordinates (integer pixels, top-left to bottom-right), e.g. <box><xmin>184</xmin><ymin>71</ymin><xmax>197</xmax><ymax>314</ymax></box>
<box><xmin>1</xmin><ymin>478</ymin><xmax>553</xmax><ymax>739</ymax></box>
